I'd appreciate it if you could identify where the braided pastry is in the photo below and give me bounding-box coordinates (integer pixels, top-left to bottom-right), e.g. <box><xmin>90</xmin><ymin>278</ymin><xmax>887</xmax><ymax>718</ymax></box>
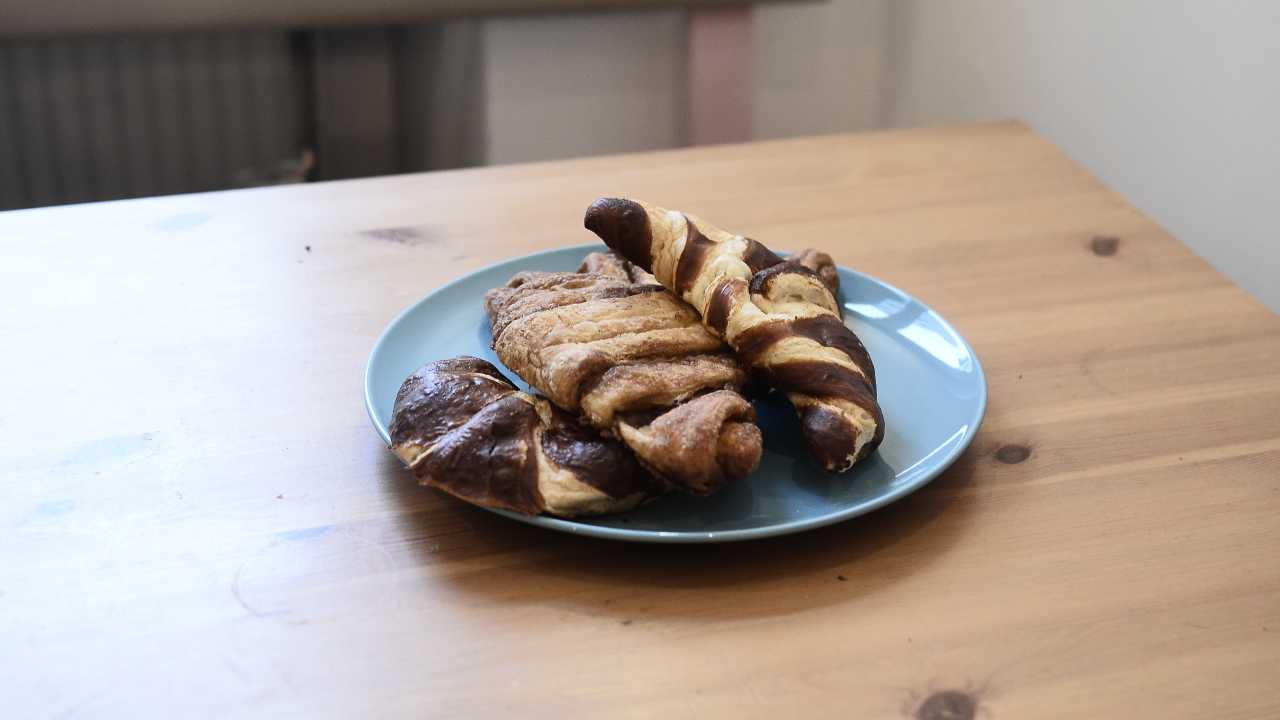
<box><xmin>585</xmin><ymin>199</ymin><xmax>884</xmax><ymax>472</ymax></box>
<box><xmin>484</xmin><ymin>256</ymin><xmax>762</xmax><ymax>494</ymax></box>
<box><xmin>390</xmin><ymin>357</ymin><xmax>664</xmax><ymax>516</ymax></box>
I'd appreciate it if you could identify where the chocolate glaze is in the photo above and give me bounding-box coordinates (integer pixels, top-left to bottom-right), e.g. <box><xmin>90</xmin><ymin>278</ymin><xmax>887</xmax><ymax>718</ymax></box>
<box><xmin>733</xmin><ymin>319</ymin><xmax>788</xmax><ymax>368</ymax></box>
<box><xmin>763</xmin><ymin>361</ymin><xmax>877</xmax><ymax>411</ymax></box>
<box><xmin>674</xmin><ymin>218</ymin><xmax>714</xmax><ymax>296</ymax></box>
<box><xmin>760</xmin><ymin>361</ymin><xmax>884</xmax><ymax>451</ymax></box>
<box><xmin>747</xmin><ymin>260</ymin><xmax>822</xmax><ymax>297</ymax></box>
<box><xmin>390</xmin><ymin>357</ymin><xmax>515</xmax><ymax>448</ymax></box>
<box><xmin>585</xmin><ymin>198</ymin><xmax>652</xmax><ymax>269</ymax></box>
<box><xmin>391</xmin><ymin>357</ymin><xmax>667</xmax><ymax>514</ymax></box>
<box><xmin>793</xmin><ymin>316</ymin><xmax>876</xmax><ymax>391</ymax></box>
<box><xmin>541</xmin><ymin>413</ymin><xmax>660</xmax><ymax>498</ymax></box>
<box><xmin>735</xmin><ymin>314</ymin><xmax>877</xmax><ymax>391</ymax></box>
<box><xmin>704</xmin><ymin>277</ymin><xmax>741</xmax><ymax>336</ymax></box>
<box><xmin>413</xmin><ymin>392</ymin><xmax>546</xmax><ymax>515</ymax></box>
<box><xmin>742</xmin><ymin>238</ymin><xmax>784</xmax><ymax>274</ymax></box>
<box><xmin>796</xmin><ymin>403</ymin><xmax>858</xmax><ymax>470</ymax></box>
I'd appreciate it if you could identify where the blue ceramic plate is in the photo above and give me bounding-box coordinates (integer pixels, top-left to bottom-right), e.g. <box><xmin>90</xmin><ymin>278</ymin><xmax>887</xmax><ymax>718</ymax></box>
<box><xmin>366</xmin><ymin>244</ymin><xmax>985</xmax><ymax>543</ymax></box>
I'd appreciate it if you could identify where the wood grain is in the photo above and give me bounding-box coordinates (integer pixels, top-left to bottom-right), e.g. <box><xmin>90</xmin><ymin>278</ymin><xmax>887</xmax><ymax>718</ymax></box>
<box><xmin>1</xmin><ymin>122</ymin><xmax>1278</xmax><ymax>719</ymax></box>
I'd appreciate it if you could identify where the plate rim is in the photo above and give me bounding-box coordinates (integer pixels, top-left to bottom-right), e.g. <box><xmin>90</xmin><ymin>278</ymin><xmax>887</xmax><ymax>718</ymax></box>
<box><xmin>364</xmin><ymin>242</ymin><xmax>987</xmax><ymax>543</ymax></box>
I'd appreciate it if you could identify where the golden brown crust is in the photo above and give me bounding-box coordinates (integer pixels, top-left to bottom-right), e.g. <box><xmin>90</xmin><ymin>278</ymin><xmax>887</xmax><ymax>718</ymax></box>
<box><xmin>389</xmin><ymin>358</ymin><xmax>664</xmax><ymax>516</ymax></box>
<box><xmin>484</xmin><ymin>270</ymin><xmax>665</xmax><ymax>341</ymax></box>
<box><xmin>578</xmin><ymin>354</ymin><xmax>743</xmax><ymax>427</ymax></box>
<box><xmin>584</xmin><ymin>198</ymin><xmax>884</xmax><ymax>473</ymax></box>
<box><xmin>484</xmin><ymin>262</ymin><xmax>762</xmax><ymax>494</ymax></box>
<box><xmin>488</xmin><ymin>284</ymin><xmax>725</xmax><ymax>411</ymax></box>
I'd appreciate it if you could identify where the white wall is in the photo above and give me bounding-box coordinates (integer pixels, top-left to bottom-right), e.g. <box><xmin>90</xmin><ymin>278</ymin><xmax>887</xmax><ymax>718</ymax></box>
<box><xmin>477</xmin><ymin>1</ymin><xmax>1280</xmax><ymax>310</ymax></box>
<box><xmin>883</xmin><ymin>0</ymin><xmax>1280</xmax><ymax>310</ymax></box>
<box><xmin>480</xmin><ymin>2</ymin><xmax>885</xmax><ymax>164</ymax></box>
<box><xmin>483</xmin><ymin>10</ymin><xmax>687</xmax><ymax>165</ymax></box>
<box><xmin>751</xmin><ymin>0</ymin><xmax>887</xmax><ymax>138</ymax></box>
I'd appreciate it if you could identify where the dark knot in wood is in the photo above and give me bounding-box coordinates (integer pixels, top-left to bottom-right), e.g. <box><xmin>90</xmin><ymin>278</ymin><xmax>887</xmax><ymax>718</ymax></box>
<box><xmin>995</xmin><ymin>444</ymin><xmax>1031</xmax><ymax>464</ymax></box>
<box><xmin>917</xmin><ymin>690</ymin><xmax>977</xmax><ymax>720</ymax></box>
<box><xmin>1090</xmin><ymin>235</ymin><xmax>1120</xmax><ymax>256</ymax></box>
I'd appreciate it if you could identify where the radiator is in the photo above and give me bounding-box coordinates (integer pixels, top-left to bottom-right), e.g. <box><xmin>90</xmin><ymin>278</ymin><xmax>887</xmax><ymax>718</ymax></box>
<box><xmin>0</xmin><ymin>32</ymin><xmax>310</xmax><ymax>211</ymax></box>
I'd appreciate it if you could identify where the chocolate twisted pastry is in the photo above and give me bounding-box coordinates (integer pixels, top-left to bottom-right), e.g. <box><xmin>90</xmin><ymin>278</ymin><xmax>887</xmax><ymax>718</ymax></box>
<box><xmin>585</xmin><ymin>199</ymin><xmax>884</xmax><ymax>472</ymax></box>
<box><xmin>484</xmin><ymin>257</ymin><xmax>762</xmax><ymax>494</ymax></box>
<box><xmin>791</xmin><ymin>248</ymin><xmax>841</xmax><ymax>302</ymax></box>
<box><xmin>390</xmin><ymin>357</ymin><xmax>664</xmax><ymax>516</ymax></box>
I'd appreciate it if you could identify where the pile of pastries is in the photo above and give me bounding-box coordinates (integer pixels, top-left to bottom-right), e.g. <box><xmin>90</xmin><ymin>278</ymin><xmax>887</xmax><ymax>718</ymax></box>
<box><xmin>388</xmin><ymin>199</ymin><xmax>884</xmax><ymax>516</ymax></box>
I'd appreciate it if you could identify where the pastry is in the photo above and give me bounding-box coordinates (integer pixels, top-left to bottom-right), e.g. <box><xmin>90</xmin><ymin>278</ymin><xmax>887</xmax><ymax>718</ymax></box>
<box><xmin>389</xmin><ymin>357</ymin><xmax>664</xmax><ymax>516</ymax></box>
<box><xmin>792</xmin><ymin>247</ymin><xmax>841</xmax><ymax>300</ymax></box>
<box><xmin>584</xmin><ymin>198</ymin><xmax>884</xmax><ymax>472</ymax></box>
<box><xmin>577</xmin><ymin>250</ymin><xmax>659</xmax><ymax>285</ymax></box>
<box><xmin>484</xmin><ymin>262</ymin><xmax>762</xmax><ymax>494</ymax></box>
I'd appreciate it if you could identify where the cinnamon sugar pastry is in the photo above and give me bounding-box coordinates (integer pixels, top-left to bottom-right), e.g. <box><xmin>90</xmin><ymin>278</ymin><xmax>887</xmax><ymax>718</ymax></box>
<box><xmin>484</xmin><ymin>258</ymin><xmax>761</xmax><ymax>494</ymax></box>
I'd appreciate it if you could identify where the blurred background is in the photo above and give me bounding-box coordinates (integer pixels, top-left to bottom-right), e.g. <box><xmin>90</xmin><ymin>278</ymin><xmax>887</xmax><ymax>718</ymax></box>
<box><xmin>1</xmin><ymin>0</ymin><xmax>1276</xmax><ymax>308</ymax></box>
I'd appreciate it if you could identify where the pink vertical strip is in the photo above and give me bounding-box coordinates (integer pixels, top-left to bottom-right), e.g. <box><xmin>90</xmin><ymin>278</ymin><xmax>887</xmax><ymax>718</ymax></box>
<box><xmin>686</xmin><ymin>6</ymin><xmax>754</xmax><ymax>146</ymax></box>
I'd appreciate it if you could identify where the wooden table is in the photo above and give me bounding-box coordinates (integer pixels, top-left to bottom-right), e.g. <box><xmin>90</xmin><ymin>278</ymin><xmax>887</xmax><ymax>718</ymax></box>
<box><xmin>3</xmin><ymin>122</ymin><xmax>1278</xmax><ymax>719</ymax></box>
